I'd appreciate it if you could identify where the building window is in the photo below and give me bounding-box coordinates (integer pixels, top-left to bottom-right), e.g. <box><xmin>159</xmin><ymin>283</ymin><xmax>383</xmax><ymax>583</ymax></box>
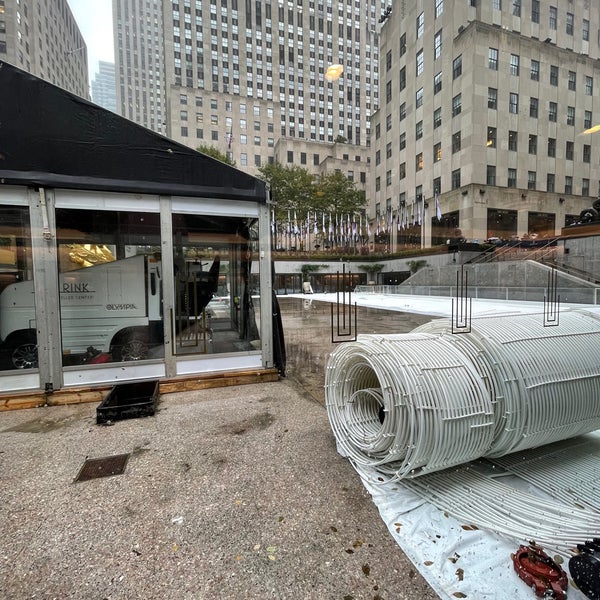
<box><xmin>433</xmin><ymin>107</ymin><xmax>442</xmax><ymax>129</ymax></box>
<box><xmin>566</xmin><ymin>12</ymin><xmax>574</xmax><ymax>35</ymax></box>
<box><xmin>400</xmin><ymin>33</ymin><xmax>407</xmax><ymax>56</ymax></box>
<box><xmin>582</xmin><ymin>178</ymin><xmax>590</xmax><ymax>197</ymax></box>
<box><xmin>181</xmin><ymin>126</ymin><xmax>189</xmax><ymax>136</ymax></box>
<box><xmin>452</xmin><ymin>131</ymin><xmax>461</xmax><ymax>153</ymax></box>
<box><xmin>416</xmin><ymin>12</ymin><xmax>424</xmax><ymax>38</ymax></box>
<box><xmin>550</xmin><ymin>65</ymin><xmax>558</xmax><ymax>86</ymax></box>
<box><xmin>386</xmin><ymin>142</ymin><xmax>392</xmax><ymax>159</ymax></box>
<box><xmin>452</xmin><ymin>94</ymin><xmax>462</xmax><ymax>117</ymax></box>
<box><xmin>399</xmin><ymin>103</ymin><xmax>406</xmax><ymax>121</ymax></box>
<box><xmin>452</xmin><ymin>169</ymin><xmax>461</xmax><ymax>189</ymax></box>
<box><xmin>529</xmin><ymin>98</ymin><xmax>538</xmax><ymax>118</ymax></box>
<box><xmin>452</xmin><ymin>55</ymin><xmax>462</xmax><ymax>79</ymax></box>
<box><xmin>416</xmin><ymin>152</ymin><xmax>423</xmax><ymax>171</ymax></box>
<box><xmin>528</xmin><ymin>171</ymin><xmax>536</xmax><ymax>190</ymax></box>
<box><xmin>566</xmin><ymin>141</ymin><xmax>574</xmax><ymax>160</ymax></box>
<box><xmin>509</xmin><ymin>130</ymin><xmax>518</xmax><ymax>151</ymax></box>
<box><xmin>583</xmin><ymin>145</ymin><xmax>591</xmax><ymax>163</ymax></box>
<box><xmin>375</xmin><ymin>177</ymin><xmax>381</xmax><ymax>192</ymax></box>
<box><xmin>549</xmin><ymin>6</ymin><xmax>557</xmax><ymax>30</ymax></box>
<box><xmin>399</xmin><ymin>66</ymin><xmax>406</xmax><ymax>91</ymax></box>
<box><xmin>488</xmin><ymin>87</ymin><xmax>497</xmax><ymax>109</ymax></box>
<box><xmin>487</xmin><ymin>165</ymin><xmax>496</xmax><ymax>185</ymax></box>
<box><xmin>512</xmin><ymin>0</ymin><xmax>521</xmax><ymax>16</ymax></box>
<box><xmin>508</xmin><ymin>168</ymin><xmax>517</xmax><ymax>188</ymax></box>
<box><xmin>584</xmin><ymin>111</ymin><xmax>592</xmax><ymax>130</ymax></box>
<box><xmin>416</xmin><ymin>50</ymin><xmax>424</xmax><ymax>76</ymax></box>
<box><xmin>568</xmin><ymin>71</ymin><xmax>576</xmax><ymax>91</ymax></box>
<box><xmin>549</xmin><ymin>102</ymin><xmax>557</xmax><ymax>122</ymax></box>
<box><xmin>492</xmin><ymin>0</ymin><xmax>501</xmax><ymax>9</ymax></box>
<box><xmin>386</xmin><ymin>80</ymin><xmax>392</xmax><ymax>103</ymax></box>
<box><xmin>399</xmin><ymin>163</ymin><xmax>406</xmax><ymax>179</ymax></box>
<box><xmin>386</xmin><ymin>170</ymin><xmax>392</xmax><ymax>186</ymax></box>
<box><xmin>313</xmin><ymin>153</ymin><xmax>320</xmax><ymax>166</ymax></box>
<box><xmin>386</xmin><ymin>113</ymin><xmax>392</xmax><ymax>131</ymax></box>
<box><xmin>510</xmin><ymin>54</ymin><xmax>520</xmax><ymax>76</ymax></box>
<box><xmin>375</xmin><ymin>150</ymin><xmax>381</xmax><ymax>166</ymax></box>
<box><xmin>548</xmin><ymin>138</ymin><xmax>556</xmax><ymax>157</ymax></box>
<box><xmin>434</xmin><ymin>30</ymin><xmax>442</xmax><ymax>60</ymax></box>
<box><xmin>546</xmin><ymin>173</ymin><xmax>555</xmax><ymax>192</ymax></box>
<box><xmin>416</xmin><ymin>87</ymin><xmax>424</xmax><ymax>108</ymax></box>
<box><xmin>488</xmin><ymin>48</ymin><xmax>498</xmax><ymax>71</ymax></box>
<box><xmin>530</xmin><ymin>60</ymin><xmax>539</xmax><ymax>81</ymax></box>
<box><xmin>567</xmin><ymin>106</ymin><xmax>575</xmax><ymax>126</ymax></box>
<box><xmin>415</xmin><ymin>120</ymin><xmax>423</xmax><ymax>140</ymax></box>
<box><xmin>435</xmin><ymin>0</ymin><xmax>444</xmax><ymax>18</ymax></box>
<box><xmin>583</xmin><ymin>19</ymin><xmax>589</xmax><ymax>41</ymax></box>
<box><xmin>509</xmin><ymin>93</ymin><xmax>519</xmax><ymax>114</ymax></box>
<box><xmin>528</xmin><ymin>134</ymin><xmax>537</xmax><ymax>155</ymax></box>
<box><xmin>434</xmin><ymin>71</ymin><xmax>442</xmax><ymax>94</ymax></box>
<box><xmin>211</xmin><ymin>130</ymin><xmax>218</xmax><ymax>141</ymax></box>
<box><xmin>386</xmin><ymin>50</ymin><xmax>392</xmax><ymax>72</ymax></box>
<box><xmin>586</xmin><ymin>76</ymin><xmax>593</xmax><ymax>96</ymax></box>
<box><xmin>565</xmin><ymin>176</ymin><xmax>573</xmax><ymax>195</ymax></box>
<box><xmin>433</xmin><ymin>142</ymin><xmax>442</xmax><ymax>162</ymax></box>
<box><xmin>400</xmin><ymin>132</ymin><xmax>406</xmax><ymax>149</ymax></box>
<box><xmin>487</xmin><ymin>127</ymin><xmax>497</xmax><ymax>148</ymax></box>
<box><xmin>531</xmin><ymin>0</ymin><xmax>540</xmax><ymax>23</ymax></box>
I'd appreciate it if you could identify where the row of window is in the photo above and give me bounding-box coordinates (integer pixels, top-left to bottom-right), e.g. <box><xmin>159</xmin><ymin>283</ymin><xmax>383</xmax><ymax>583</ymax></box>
<box><xmin>378</xmin><ymin>166</ymin><xmax>593</xmax><ymax>198</ymax></box>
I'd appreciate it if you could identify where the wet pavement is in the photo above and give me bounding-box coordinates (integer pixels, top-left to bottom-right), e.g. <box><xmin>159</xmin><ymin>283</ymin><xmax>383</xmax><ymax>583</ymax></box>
<box><xmin>0</xmin><ymin>297</ymin><xmax>440</xmax><ymax>600</ymax></box>
<box><xmin>279</xmin><ymin>296</ymin><xmax>433</xmax><ymax>404</ymax></box>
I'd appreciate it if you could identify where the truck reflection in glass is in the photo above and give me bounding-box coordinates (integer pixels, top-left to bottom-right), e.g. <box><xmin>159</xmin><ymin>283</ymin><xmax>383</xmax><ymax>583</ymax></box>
<box><xmin>0</xmin><ymin>253</ymin><xmax>220</xmax><ymax>369</ymax></box>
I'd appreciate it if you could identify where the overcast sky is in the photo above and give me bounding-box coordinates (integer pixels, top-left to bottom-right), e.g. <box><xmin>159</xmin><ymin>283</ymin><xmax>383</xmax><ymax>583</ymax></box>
<box><xmin>67</xmin><ymin>0</ymin><xmax>114</xmax><ymax>81</ymax></box>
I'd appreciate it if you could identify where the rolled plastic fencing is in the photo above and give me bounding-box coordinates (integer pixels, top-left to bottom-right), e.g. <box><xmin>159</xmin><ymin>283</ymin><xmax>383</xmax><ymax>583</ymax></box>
<box><xmin>325</xmin><ymin>309</ymin><xmax>600</xmax><ymax>481</ymax></box>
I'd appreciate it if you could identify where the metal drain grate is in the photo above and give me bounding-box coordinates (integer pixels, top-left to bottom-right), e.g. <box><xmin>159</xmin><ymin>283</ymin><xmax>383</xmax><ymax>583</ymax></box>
<box><xmin>74</xmin><ymin>453</ymin><xmax>130</xmax><ymax>483</ymax></box>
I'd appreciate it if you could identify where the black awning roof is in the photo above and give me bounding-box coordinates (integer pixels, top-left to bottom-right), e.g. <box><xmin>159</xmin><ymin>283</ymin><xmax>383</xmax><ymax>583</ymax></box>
<box><xmin>0</xmin><ymin>61</ymin><xmax>266</xmax><ymax>202</ymax></box>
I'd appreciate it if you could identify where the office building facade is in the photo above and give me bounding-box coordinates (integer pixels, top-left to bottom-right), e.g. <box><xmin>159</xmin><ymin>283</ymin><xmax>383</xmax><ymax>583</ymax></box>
<box><xmin>114</xmin><ymin>0</ymin><xmax>386</xmax><ymax>178</ymax></box>
<box><xmin>371</xmin><ymin>0</ymin><xmax>600</xmax><ymax>247</ymax></box>
<box><xmin>91</xmin><ymin>60</ymin><xmax>117</xmax><ymax>112</ymax></box>
<box><xmin>0</xmin><ymin>0</ymin><xmax>88</xmax><ymax>97</ymax></box>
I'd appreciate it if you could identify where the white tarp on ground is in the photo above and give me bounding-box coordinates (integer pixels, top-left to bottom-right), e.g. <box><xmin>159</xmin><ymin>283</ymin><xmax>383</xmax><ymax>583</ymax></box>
<box><xmin>292</xmin><ymin>292</ymin><xmax>600</xmax><ymax>600</ymax></box>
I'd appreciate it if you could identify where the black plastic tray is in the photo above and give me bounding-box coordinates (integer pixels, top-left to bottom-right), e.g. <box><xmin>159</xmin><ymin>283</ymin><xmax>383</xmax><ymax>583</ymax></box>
<box><xmin>96</xmin><ymin>380</ymin><xmax>159</xmax><ymax>424</ymax></box>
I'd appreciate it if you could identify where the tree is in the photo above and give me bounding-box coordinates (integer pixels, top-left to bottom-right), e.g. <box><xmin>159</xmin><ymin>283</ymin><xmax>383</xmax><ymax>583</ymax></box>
<box><xmin>357</xmin><ymin>263</ymin><xmax>384</xmax><ymax>283</ymax></box>
<box><xmin>258</xmin><ymin>163</ymin><xmax>316</xmax><ymax>220</ymax></box>
<box><xmin>197</xmin><ymin>144</ymin><xmax>236</xmax><ymax>167</ymax></box>
<box><xmin>316</xmin><ymin>170</ymin><xmax>366</xmax><ymax>215</ymax></box>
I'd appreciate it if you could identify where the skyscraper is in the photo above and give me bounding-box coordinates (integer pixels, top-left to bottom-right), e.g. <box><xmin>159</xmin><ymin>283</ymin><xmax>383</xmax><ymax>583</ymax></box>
<box><xmin>92</xmin><ymin>60</ymin><xmax>117</xmax><ymax>112</ymax></box>
<box><xmin>0</xmin><ymin>0</ymin><xmax>88</xmax><ymax>98</ymax></box>
<box><xmin>371</xmin><ymin>0</ymin><xmax>600</xmax><ymax>247</ymax></box>
<box><xmin>114</xmin><ymin>0</ymin><xmax>386</xmax><ymax>177</ymax></box>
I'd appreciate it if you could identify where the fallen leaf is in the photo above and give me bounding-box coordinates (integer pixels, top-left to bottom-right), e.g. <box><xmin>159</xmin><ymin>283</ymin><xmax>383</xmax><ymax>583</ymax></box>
<box><xmin>268</xmin><ymin>554</ymin><xmax>276</xmax><ymax>561</ymax></box>
<box><xmin>449</xmin><ymin>553</ymin><xmax>461</xmax><ymax>564</ymax></box>
<box><xmin>330</xmin><ymin>526</ymin><xmax>338</xmax><ymax>532</ymax></box>
<box><xmin>362</xmin><ymin>564</ymin><xmax>370</xmax><ymax>576</ymax></box>
<box><xmin>266</xmin><ymin>546</ymin><xmax>276</xmax><ymax>553</ymax></box>
<box><xmin>456</xmin><ymin>568</ymin><xmax>464</xmax><ymax>581</ymax></box>
<box><xmin>452</xmin><ymin>593</ymin><xmax>467</xmax><ymax>598</ymax></box>
<box><xmin>553</xmin><ymin>555</ymin><xmax>564</xmax><ymax>565</ymax></box>
<box><xmin>236</xmin><ymin>555</ymin><xmax>242</xmax><ymax>561</ymax></box>
<box><xmin>353</xmin><ymin>539</ymin><xmax>364</xmax><ymax>548</ymax></box>
<box><xmin>424</xmin><ymin>561</ymin><xmax>434</xmax><ymax>566</ymax></box>
<box><xmin>172</xmin><ymin>543</ymin><xmax>179</xmax><ymax>551</ymax></box>
<box><xmin>253</xmin><ymin>544</ymin><xmax>261</xmax><ymax>551</ymax></box>
<box><xmin>461</xmin><ymin>524</ymin><xmax>479</xmax><ymax>531</ymax></box>
<box><xmin>234</xmin><ymin>499</ymin><xmax>242</xmax><ymax>505</ymax></box>
<box><xmin>278</xmin><ymin>516</ymin><xmax>285</xmax><ymax>522</ymax></box>
<box><xmin>346</xmin><ymin>549</ymin><xmax>354</xmax><ymax>554</ymax></box>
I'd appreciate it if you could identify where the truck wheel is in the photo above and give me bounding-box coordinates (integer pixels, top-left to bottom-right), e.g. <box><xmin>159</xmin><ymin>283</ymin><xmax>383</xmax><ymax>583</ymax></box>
<box><xmin>7</xmin><ymin>333</ymin><xmax>39</xmax><ymax>369</ymax></box>
<box><xmin>113</xmin><ymin>331</ymin><xmax>150</xmax><ymax>362</ymax></box>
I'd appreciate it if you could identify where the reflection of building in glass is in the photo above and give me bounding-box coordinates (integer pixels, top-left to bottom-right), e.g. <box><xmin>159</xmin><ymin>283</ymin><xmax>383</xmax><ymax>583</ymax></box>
<box><xmin>0</xmin><ymin>0</ymin><xmax>88</xmax><ymax>97</ymax></box>
<box><xmin>371</xmin><ymin>2</ymin><xmax>600</xmax><ymax>246</ymax></box>
<box><xmin>91</xmin><ymin>61</ymin><xmax>117</xmax><ymax>112</ymax></box>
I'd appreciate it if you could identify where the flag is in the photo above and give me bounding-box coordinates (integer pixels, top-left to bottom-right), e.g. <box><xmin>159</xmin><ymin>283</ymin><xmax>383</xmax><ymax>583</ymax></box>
<box><xmin>435</xmin><ymin>192</ymin><xmax>442</xmax><ymax>221</ymax></box>
<box><xmin>417</xmin><ymin>201</ymin><xmax>422</xmax><ymax>225</ymax></box>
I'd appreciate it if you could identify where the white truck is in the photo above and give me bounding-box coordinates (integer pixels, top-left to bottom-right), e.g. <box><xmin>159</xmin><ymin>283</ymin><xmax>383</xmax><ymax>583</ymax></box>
<box><xmin>0</xmin><ymin>254</ymin><xmax>164</xmax><ymax>369</ymax></box>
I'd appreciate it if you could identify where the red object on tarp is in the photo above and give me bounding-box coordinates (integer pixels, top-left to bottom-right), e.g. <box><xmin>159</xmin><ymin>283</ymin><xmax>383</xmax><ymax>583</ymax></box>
<box><xmin>512</xmin><ymin>542</ymin><xmax>568</xmax><ymax>599</ymax></box>
<box><xmin>87</xmin><ymin>353</ymin><xmax>112</xmax><ymax>364</ymax></box>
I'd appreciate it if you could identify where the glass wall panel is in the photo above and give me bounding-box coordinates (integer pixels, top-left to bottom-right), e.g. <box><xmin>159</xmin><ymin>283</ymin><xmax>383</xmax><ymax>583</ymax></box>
<box><xmin>55</xmin><ymin>209</ymin><xmax>163</xmax><ymax>366</ymax></box>
<box><xmin>0</xmin><ymin>206</ymin><xmax>36</xmax><ymax>370</ymax></box>
<box><xmin>487</xmin><ymin>208</ymin><xmax>518</xmax><ymax>241</ymax></box>
<box><xmin>171</xmin><ymin>213</ymin><xmax>260</xmax><ymax>356</ymax></box>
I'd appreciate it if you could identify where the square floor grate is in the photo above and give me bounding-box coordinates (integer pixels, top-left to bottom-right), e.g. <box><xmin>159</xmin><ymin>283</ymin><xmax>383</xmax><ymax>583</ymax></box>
<box><xmin>74</xmin><ymin>453</ymin><xmax>130</xmax><ymax>483</ymax></box>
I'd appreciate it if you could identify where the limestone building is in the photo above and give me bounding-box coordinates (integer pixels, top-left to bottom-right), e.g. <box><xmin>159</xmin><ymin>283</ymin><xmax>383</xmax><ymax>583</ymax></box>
<box><xmin>114</xmin><ymin>0</ymin><xmax>386</xmax><ymax>177</ymax></box>
<box><xmin>91</xmin><ymin>60</ymin><xmax>117</xmax><ymax>112</ymax></box>
<box><xmin>0</xmin><ymin>0</ymin><xmax>88</xmax><ymax>97</ymax></box>
<box><xmin>371</xmin><ymin>0</ymin><xmax>600</xmax><ymax>246</ymax></box>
